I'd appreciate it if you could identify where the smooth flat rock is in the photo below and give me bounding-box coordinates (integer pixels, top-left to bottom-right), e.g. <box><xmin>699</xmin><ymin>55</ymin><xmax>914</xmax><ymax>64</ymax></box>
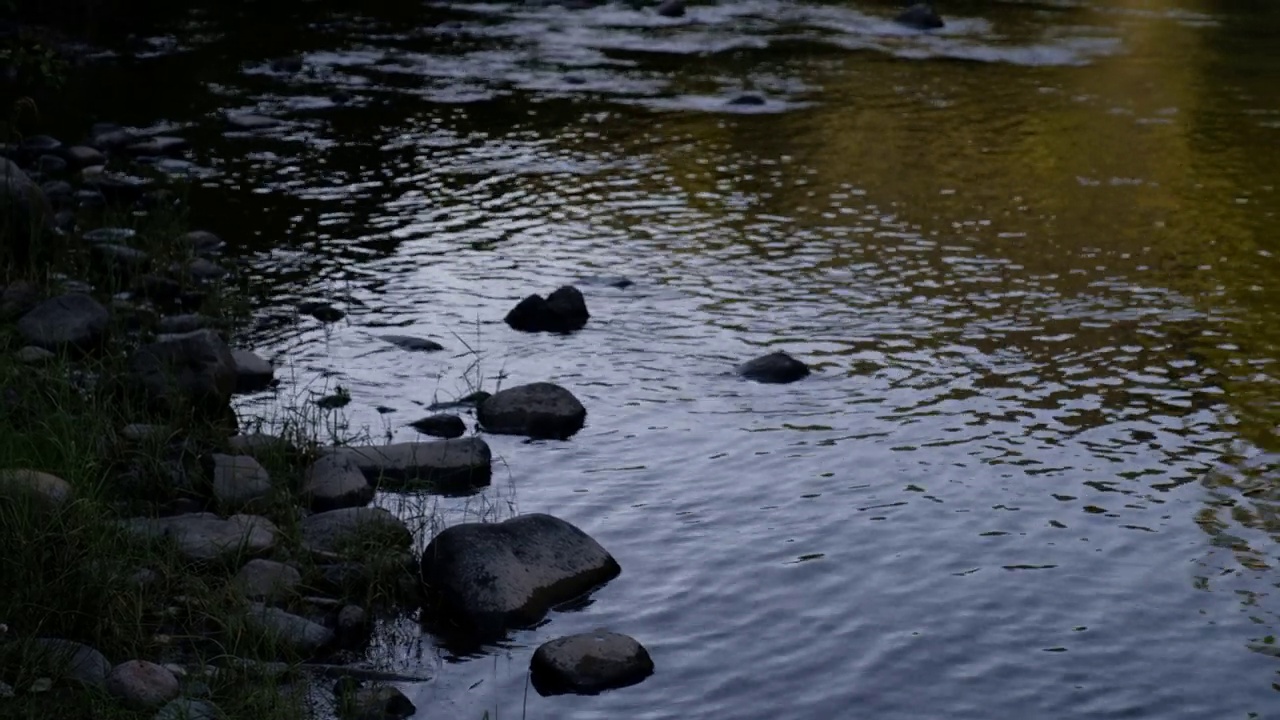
<box><xmin>232</xmin><ymin>559</ymin><xmax>302</xmax><ymax>601</ymax></box>
<box><xmin>477</xmin><ymin>382</ymin><xmax>586</xmax><ymax>440</ymax></box>
<box><xmin>210</xmin><ymin>454</ymin><xmax>272</xmax><ymax>511</ymax></box>
<box><xmin>301</xmin><ymin>455</ymin><xmax>374</xmax><ymax>511</ymax></box>
<box><xmin>107</xmin><ymin>660</ymin><xmax>180</xmax><ymax>709</ymax></box>
<box><xmin>230</xmin><ymin>349</ymin><xmax>275</xmax><ymax>393</ymax></box>
<box><xmin>124</xmin><ymin>513</ymin><xmax>278</xmax><ymax>564</ymax></box>
<box><xmin>227</xmin><ymin>433</ymin><xmax>297</xmax><ymax>460</ymax></box>
<box><xmin>419</xmin><ymin>513</ymin><xmax>620</xmax><ymax>637</ymax></box>
<box><xmin>737</xmin><ymin>351</ymin><xmax>811</xmax><ymax>384</ymax></box>
<box><xmin>408</xmin><ymin>413</ymin><xmax>465</xmax><ymax>439</ymax></box>
<box><xmin>245</xmin><ymin>603</ymin><xmax>333</xmax><ymax>656</ymax></box>
<box><xmin>530</xmin><ymin>630</ymin><xmax>654</xmax><ymax>696</ymax></box>
<box><xmin>16</xmin><ymin>293</ymin><xmax>109</xmax><ymax>352</ymax></box>
<box><xmin>380</xmin><ymin>334</ymin><xmax>444</xmax><ymax>352</ymax></box>
<box><xmin>0</xmin><ymin>468</ymin><xmax>73</xmax><ymax>511</ymax></box>
<box><xmin>28</xmin><ymin>639</ymin><xmax>111</xmax><ymax>689</ymax></box>
<box><xmin>324</xmin><ymin>437</ymin><xmax>491</xmax><ymax>492</ymax></box>
<box><xmin>300</xmin><ymin>507</ymin><xmax>411</xmax><ymax>558</ymax></box>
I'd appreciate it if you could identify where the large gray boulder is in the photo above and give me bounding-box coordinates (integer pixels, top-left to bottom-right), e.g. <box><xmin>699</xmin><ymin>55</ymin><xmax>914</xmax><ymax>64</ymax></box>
<box><xmin>128</xmin><ymin>329</ymin><xmax>236</xmax><ymax>413</ymax></box>
<box><xmin>323</xmin><ymin>437</ymin><xmax>491</xmax><ymax>493</ymax></box>
<box><xmin>477</xmin><ymin>383</ymin><xmax>586</xmax><ymax>440</ymax></box>
<box><xmin>530</xmin><ymin>630</ymin><xmax>654</xmax><ymax>696</ymax></box>
<box><xmin>123</xmin><ymin>513</ymin><xmax>278</xmax><ymax>564</ymax></box>
<box><xmin>419</xmin><ymin>513</ymin><xmax>620</xmax><ymax>637</ymax></box>
<box><xmin>16</xmin><ymin>293</ymin><xmax>109</xmax><ymax>352</ymax></box>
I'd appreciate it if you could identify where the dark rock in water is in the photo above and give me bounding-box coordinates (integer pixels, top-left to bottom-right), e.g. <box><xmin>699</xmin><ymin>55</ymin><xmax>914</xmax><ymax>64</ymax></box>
<box><xmin>419</xmin><ymin>513</ymin><xmax>621</xmax><ymax>637</ymax></box>
<box><xmin>655</xmin><ymin>0</ymin><xmax>685</xmax><ymax>16</ymax></box>
<box><xmin>428</xmin><ymin>390</ymin><xmax>491</xmax><ymax>411</ymax></box>
<box><xmin>128</xmin><ymin>329</ymin><xmax>237</xmax><ymax>413</ymax></box>
<box><xmin>409</xmin><ymin>414</ymin><xmax>466</xmax><ymax>439</ymax></box>
<box><xmin>894</xmin><ymin>2</ymin><xmax>944</xmax><ymax>29</ymax></box>
<box><xmin>578</xmin><ymin>275</ymin><xmax>633</xmax><ymax>289</ymax></box>
<box><xmin>737</xmin><ymin>351</ymin><xmax>811</xmax><ymax>384</ymax></box>
<box><xmin>300</xmin><ymin>301</ymin><xmax>345</xmax><ymax>323</ymax></box>
<box><xmin>330</xmin><ymin>90</ymin><xmax>353</xmax><ymax>105</ymax></box>
<box><xmin>728</xmin><ymin>94</ymin><xmax>767</xmax><ymax>106</ymax></box>
<box><xmin>316</xmin><ymin>391</ymin><xmax>351</xmax><ymax>409</ymax></box>
<box><xmin>380</xmin><ymin>334</ymin><xmax>444</xmax><ymax>352</ymax></box>
<box><xmin>335</xmin><ymin>683</ymin><xmax>415</xmax><ymax>720</ymax></box>
<box><xmin>504</xmin><ymin>285</ymin><xmax>589</xmax><ymax>333</ymax></box>
<box><xmin>324</xmin><ymin>437</ymin><xmax>492</xmax><ymax>492</ymax></box>
<box><xmin>531</xmin><ymin>630</ymin><xmax>654</xmax><ymax>696</ymax></box>
<box><xmin>16</xmin><ymin>293</ymin><xmax>109</xmax><ymax>352</ymax></box>
<box><xmin>478</xmin><ymin>382</ymin><xmax>586</xmax><ymax>439</ymax></box>
<box><xmin>231</xmin><ymin>348</ymin><xmax>275</xmax><ymax>393</ymax></box>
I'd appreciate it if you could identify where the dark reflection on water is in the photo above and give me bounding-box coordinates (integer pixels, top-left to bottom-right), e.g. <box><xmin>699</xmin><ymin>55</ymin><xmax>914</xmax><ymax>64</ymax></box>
<box><xmin>52</xmin><ymin>0</ymin><xmax>1280</xmax><ymax>715</ymax></box>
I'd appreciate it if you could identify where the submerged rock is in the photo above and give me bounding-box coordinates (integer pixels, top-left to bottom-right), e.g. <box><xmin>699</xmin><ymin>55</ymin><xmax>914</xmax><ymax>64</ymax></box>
<box><xmin>324</xmin><ymin>437</ymin><xmax>492</xmax><ymax>492</ymax></box>
<box><xmin>230</xmin><ymin>349</ymin><xmax>275</xmax><ymax>393</ymax></box>
<box><xmin>408</xmin><ymin>414</ymin><xmax>466</xmax><ymax>439</ymax></box>
<box><xmin>107</xmin><ymin>660</ymin><xmax>180</xmax><ymax>709</ymax></box>
<box><xmin>16</xmin><ymin>293</ymin><xmax>109</xmax><ymax>352</ymax></box>
<box><xmin>419</xmin><ymin>513</ymin><xmax>621</xmax><ymax>637</ymax></box>
<box><xmin>477</xmin><ymin>382</ymin><xmax>587</xmax><ymax>439</ymax></box>
<box><xmin>226</xmin><ymin>114</ymin><xmax>282</xmax><ymax>131</ymax></box>
<box><xmin>894</xmin><ymin>2</ymin><xmax>944</xmax><ymax>29</ymax></box>
<box><xmin>655</xmin><ymin>0</ymin><xmax>685</xmax><ymax>16</ymax></box>
<box><xmin>727</xmin><ymin>94</ymin><xmax>766</xmax><ymax>106</ymax></box>
<box><xmin>336</xmin><ymin>683</ymin><xmax>416</xmax><ymax>720</ymax></box>
<box><xmin>737</xmin><ymin>351</ymin><xmax>811</xmax><ymax>384</ymax></box>
<box><xmin>379</xmin><ymin>334</ymin><xmax>444</xmax><ymax>352</ymax></box>
<box><xmin>299</xmin><ymin>301</ymin><xmax>345</xmax><ymax>323</ymax></box>
<box><xmin>503</xmin><ymin>285</ymin><xmax>589</xmax><ymax>333</ymax></box>
<box><xmin>530</xmin><ymin>630</ymin><xmax>654</xmax><ymax>696</ymax></box>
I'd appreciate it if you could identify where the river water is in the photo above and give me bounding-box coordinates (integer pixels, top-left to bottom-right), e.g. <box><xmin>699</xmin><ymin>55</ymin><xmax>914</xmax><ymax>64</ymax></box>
<box><xmin>50</xmin><ymin>0</ymin><xmax>1280</xmax><ymax>716</ymax></box>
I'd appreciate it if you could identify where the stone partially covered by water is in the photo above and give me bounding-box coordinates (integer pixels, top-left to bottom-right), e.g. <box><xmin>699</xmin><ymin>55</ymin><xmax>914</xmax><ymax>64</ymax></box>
<box><xmin>477</xmin><ymin>382</ymin><xmax>587</xmax><ymax>439</ymax></box>
<box><xmin>503</xmin><ymin>285</ymin><xmax>590</xmax><ymax>334</ymax></box>
<box><xmin>301</xmin><ymin>455</ymin><xmax>374</xmax><ymax>511</ymax></box>
<box><xmin>530</xmin><ymin>630</ymin><xmax>655</xmax><ymax>696</ymax></box>
<box><xmin>128</xmin><ymin>329</ymin><xmax>237</xmax><ymax>414</ymax></box>
<box><xmin>736</xmin><ymin>351</ymin><xmax>811</xmax><ymax>384</ymax></box>
<box><xmin>419</xmin><ymin>513</ymin><xmax>621</xmax><ymax>637</ymax></box>
<box><xmin>323</xmin><ymin>437</ymin><xmax>492</xmax><ymax>492</ymax></box>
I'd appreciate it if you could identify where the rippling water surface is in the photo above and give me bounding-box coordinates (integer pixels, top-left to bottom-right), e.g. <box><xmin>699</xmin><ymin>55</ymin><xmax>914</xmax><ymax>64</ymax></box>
<box><xmin>57</xmin><ymin>0</ymin><xmax>1280</xmax><ymax>715</ymax></box>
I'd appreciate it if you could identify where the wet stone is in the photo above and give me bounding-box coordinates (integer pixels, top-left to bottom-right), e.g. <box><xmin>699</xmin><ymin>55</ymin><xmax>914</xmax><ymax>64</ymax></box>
<box><xmin>530</xmin><ymin>630</ymin><xmax>654</xmax><ymax>696</ymax></box>
<box><xmin>299</xmin><ymin>507</ymin><xmax>411</xmax><ymax>557</ymax></box>
<box><xmin>231</xmin><ymin>349</ymin><xmax>275</xmax><ymax>393</ymax></box>
<box><xmin>478</xmin><ymin>382</ymin><xmax>587</xmax><ymax>440</ymax></box>
<box><xmin>245</xmin><ymin>603</ymin><xmax>333</xmax><ymax>656</ymax></box>
<box><xmin>36</xmin><ymin>154</ymin><xmax>68</xmax><ymax>174</ymax></box>
<box><xmin>301</xmin><ymin>455</ymin><xmax>373</xmax><ymax>512</ymax></box>
<box><xmin>226</xmin><ymin>114</ymin><xmax>282</xmax><ymax>131</ymax></box>
<box><xmin>737</xmin><ymin>351</ymin><xmax>811</xmax><ymax>384</ymax></box>
<box><xmin>408</xmin><ymin>413</ymin><xmax>466</xmax><ymax>439</ymax></box>
<box><xmin>125</xmin><ymin>136</ymin><xmax>189</xmax><ymax>156</ymax></box>
<box><xmin>178</xmin><ymin>230</ymin><xmax>226</xmax><ymax>256</ymax></box>
<box><xmin>336</xmin><ymin>683</ymin><xmax>416</xmax><ymax>720</ymax></box>
<box><xmin>0</xmin><ymin>469</ymin><xmax>74</xmax><ymax>511</ymax></box>
<box><xmin>380</xmin><ymin>334</ymin><xmax>444</xmax><ymax>352</ymax></box>
<box><xmin>107</xmin><ymin>659</ymin><xmax>180</xmax><ymax>709</ymax></box>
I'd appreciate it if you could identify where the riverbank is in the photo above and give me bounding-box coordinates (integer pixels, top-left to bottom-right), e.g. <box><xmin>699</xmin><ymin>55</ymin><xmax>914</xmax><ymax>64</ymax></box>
<box><xmin>0</xmin><ymin>111</ymin><xmax>447</xmax><ymax>717</ymax></box>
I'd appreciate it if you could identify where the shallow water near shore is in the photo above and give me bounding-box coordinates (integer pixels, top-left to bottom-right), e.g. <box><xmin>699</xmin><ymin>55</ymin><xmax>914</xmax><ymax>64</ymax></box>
<box><xmin>42</xmin><ymin>0</ymin><xmax>1280</xmax><ymax>716</ymax></box>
